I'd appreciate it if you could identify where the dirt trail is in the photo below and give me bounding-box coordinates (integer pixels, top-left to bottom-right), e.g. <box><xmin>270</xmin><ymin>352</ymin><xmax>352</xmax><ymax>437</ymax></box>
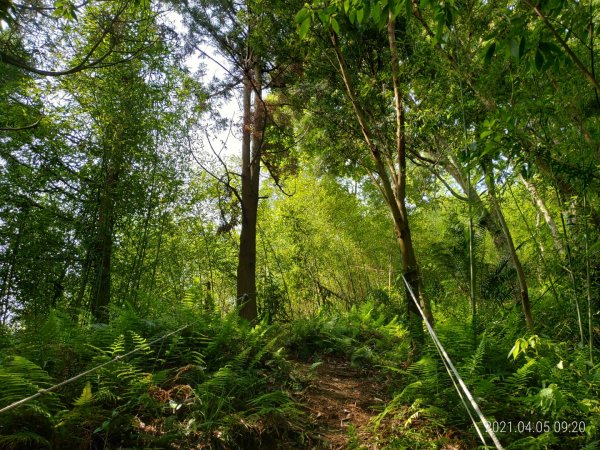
<box><xmin>292</xmin><ymin>357</ymin><xmax>388</xmax><ymax>449</ymax></box>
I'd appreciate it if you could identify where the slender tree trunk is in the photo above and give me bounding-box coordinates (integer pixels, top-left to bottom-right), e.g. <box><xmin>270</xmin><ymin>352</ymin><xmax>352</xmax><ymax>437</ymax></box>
<box><xmin>520</xmin><ymin>175</ymin><xmax>565</xmax><ymax>258</ymax></box>
<box><xmin>149</xmin><ymin>212</ymin><xmax>167</xmax><ymax>295</ymax></box>
<box><xmin>389</xmin><ymin>15</ymin><xmax>431</xmax><ymax>326</ymax></box>
<box><xmin>484</xmin><ymin>165</ymin><xmax>534</xmax><ymax>330</ymax></box>
<box><xmin>535</xmin><ymin>155</ymin><xmax>600</xmax><ymax>232</ymax></box>
<box><xmin>236</xmin><ymin>65</ymin><xmax>263</xmax><ymax>322</ymax></box>
<box><xmin>330</xmin><ymin>21</ymin><xmax>433</xmax><ymax>338</ymax></box>
<box><xmin>90</xmin><ymin>158</ymin><xmax>119</xmax><ymax>323</ymax></box>
<box><xmin>127</xmin><ymin>165</ymin><xmax>157</xmax><ymax>296</ymax></box>
<box><xmin>443</xmin><ymin>156</ymin><xmax>512</xmax><ymax>254</ymax></box>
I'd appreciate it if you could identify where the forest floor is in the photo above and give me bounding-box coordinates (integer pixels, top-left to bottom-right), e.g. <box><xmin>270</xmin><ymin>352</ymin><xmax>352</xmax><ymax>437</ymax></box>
<box><xmin>291</xmin><ymin>357</ymin><xmax>389</xmax><ymax>449</ymax></box>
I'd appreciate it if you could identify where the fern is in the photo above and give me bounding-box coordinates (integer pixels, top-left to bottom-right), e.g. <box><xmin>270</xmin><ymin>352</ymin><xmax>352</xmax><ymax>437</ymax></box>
<box><xmin>503</xmin><ymin>359</ymin><xmax>537</xmax><ymax>396</ymax></box>
<box><xmin>0</xmin><ymin>356</ymin><xmax>62</xmax><ymax>449</ymax></box>
<box><xmin>462</xmin><ymin>332</ymin><xmax>488</xmax><ymax>382</ymax></box>
<box><xmin>73</xmin><ymin>381</ymin><xmax>94</xmax><ymax>407</ymax></box>
<box><xmin>0</xmin><ymin>431</ymin><xmax>51</xmax><ymax>450</ymax></box>
<box><xmin>129</xmin><ymin>331</ymin><xmax>152</xmax><ymax>355</ymax></box>
<box><xmin>0</xmin><ymin>356</ymin><xmax>62</xmax><ymax>412</ymax></box>
<box><xmin>109</xmin><ymin>334</ymin><xmax>126</xmax><ymax>357</ymax></box>
<box><xmin>245</xmin><ymin>390</ymin><xmax>300</xmax><ymax>418</ymax></box>
<box><xmin>506</xmin><ymin>432</ymin><xmax>558</xmax><ymax>449</ymax></box>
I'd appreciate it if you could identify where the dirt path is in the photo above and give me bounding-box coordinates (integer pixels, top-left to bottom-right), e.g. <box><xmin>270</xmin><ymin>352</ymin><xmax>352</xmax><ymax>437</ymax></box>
<box><xmin>292</xmin><ymin>357</ymin><xmax>389</xmax><ymax>449</ymax></box>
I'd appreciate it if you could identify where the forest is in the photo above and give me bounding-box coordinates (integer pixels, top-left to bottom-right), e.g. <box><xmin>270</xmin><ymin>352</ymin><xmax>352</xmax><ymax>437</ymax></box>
<box><xmin>0</xmin><ymin>0</ymin><xmax>599</xmax><ymax>448</ymax></box>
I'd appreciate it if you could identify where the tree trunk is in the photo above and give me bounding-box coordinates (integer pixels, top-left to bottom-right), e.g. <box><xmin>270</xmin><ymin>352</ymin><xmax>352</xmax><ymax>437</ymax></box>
<box><xmin>127</xmin><ymin>165</ymin><xmax>157</xmax><ymax>296</ymax></box>
<box><xmin>535</xmin><ymin>155</ymin><xmax>600</xmax><ymax>232</ymax></box>
<box><xmin>236</xmin><ymin>65</ymin><xmax>263</xmax><ymax>322</ymax></box>
<box><xmin>520</xmin><ymin>175</ymin><xmax>565</xmax><ymax>258</ymax></box>
<box><xmin>329</xmin><ymin>22</ymin><xmax>433</xmax><ymax>342</ymax></box>
<box><xmin>90</xmin><ymin>158</ymin><xmax>119</xmax><ymax>323</ymax></box>
<box><xmin>443</xmin><ymin>156</ymin><xmax>512</xmax><ymax>255</ymax></box>
<box><xmin>0</xmin><ymin>211</ymin><xmax>23</xmax><ymax>323</ymax></box>
<box><xmin>484</xmin><ymin>165</ymin><xmax>534</xmax><ymax>330</ymax></box>
<box><xmin>388</xmin><ymin>15</ymin><xmax>432</xmax><ymax>328</ymax></box>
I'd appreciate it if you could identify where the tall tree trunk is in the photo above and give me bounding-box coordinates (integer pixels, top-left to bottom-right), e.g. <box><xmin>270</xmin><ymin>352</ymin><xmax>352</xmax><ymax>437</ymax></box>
<box><xmin>535</xmin><ymin>155</ymin><xmax>600</xmax><ymax>232</ymax></box>
<box><xmin>484</xmin><ymin>164</ymin><xmax>534</xmax><ymax>330</ymax></box>
<box><xmin>90</xmin><ymin>158</ymin><xmax>119</xmax><ymax>323</ymax></box>
<box><xmin>127</xmin><ymin>165</ymin><xmax>157</xmax><ymax>296</ymax></box>
<box><xmin>330</xmin><ymin>23</ymin><xmax>433</xmax><ymax>340</ymax></box>
<box><xmin>388</xmin><ymin>14</ymin><xmax>432</xmax><ymax>328</ymax></box>
<box><xmin>520</xmin><ymin>175</ymin><xmax>565</xmax><ymax>258</ymax></box>
<box><xmin>442</xmin><ymin>156</ymin><xmax>512</xmax><ymax>255</ymax></box>
<box><xmin>236</xmin><ymin>65</ymin><xmax>263</xmax><ymax>322</ymax></box>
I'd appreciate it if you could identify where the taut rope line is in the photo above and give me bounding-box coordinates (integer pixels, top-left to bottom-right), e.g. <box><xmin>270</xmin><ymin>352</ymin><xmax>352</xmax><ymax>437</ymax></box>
<box><xmin>0</xmin><ymin>323</ymin><xmax>192</xmax><ymax>415</ymax></box>
<box><xmin>401</xmin><ymin>274</ymin><xmax>503</xmax><ymax>450</ymax></box>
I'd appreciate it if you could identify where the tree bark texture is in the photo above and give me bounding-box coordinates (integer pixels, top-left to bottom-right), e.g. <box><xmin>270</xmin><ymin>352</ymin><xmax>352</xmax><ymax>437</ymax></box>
<box><xmin>90</xmin><ymin>156</ymin><xmax>119</xmax><ymax>323</ymax></box>
<box><xmin>330</xmin><ymin>21</ymin><xmax>433</xmax><ymax>334</ymax></box>
<box><xmin>520</xmin><ymin>175</ymin><xmax>565</xmax><ymax>258</ymax></box>
<box><xmin>484</xmin><ymin>165</ymin><xmax>534</xmax><ymax>330</ymax></box>
<box><xmin>236</xmin><ymin>65</ymin><xmax>263</xmax><ymax>322</ymax></box>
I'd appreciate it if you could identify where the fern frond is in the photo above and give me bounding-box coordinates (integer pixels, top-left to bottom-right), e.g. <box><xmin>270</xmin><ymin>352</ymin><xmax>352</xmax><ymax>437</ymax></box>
<box><xmin>0</xmin><ymin>356</ymin><xmax>62</xmax><ymax>413</ymax></box>
<box><xmin>73</xmin><ymin>381</ymin><xmax>94</xmax><ymax>407</ymax></box>
<box><xmin>503</xmin><ymin>359</ymin><xmax>536</xmax><ymax>395</ymax></box>
<box><xmin>0</xmin><ymin>431</ymin><xmax>51</xmax><ymax>450</ymax></box>
<box><xmin>462</xmin><ymin>333</ymin><xmax>488</xmax><ymax>381</ymax></box>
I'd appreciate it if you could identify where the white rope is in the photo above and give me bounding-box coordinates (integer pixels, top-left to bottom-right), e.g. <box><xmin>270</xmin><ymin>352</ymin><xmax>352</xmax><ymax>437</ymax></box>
<box><xmin>436</xmin><ymin>334</ymin><xmax>489</xmax><ymax>447</ymax></box>
<box><xmin>401</xmin><ymin>275</ymin><xmax>503</xmax><ymax>450</ymax></box>
<box><xmin>0</xmin><ymin>323</ymin><xmax>192</xmax><ymax>415</ymax></box>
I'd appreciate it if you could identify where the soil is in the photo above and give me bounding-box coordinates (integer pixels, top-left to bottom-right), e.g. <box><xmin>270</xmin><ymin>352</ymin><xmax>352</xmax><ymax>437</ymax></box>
<box><xmin>291</xmin><ymin>356</ymin><xmax>389</xmax><ymax>449</ymax></box>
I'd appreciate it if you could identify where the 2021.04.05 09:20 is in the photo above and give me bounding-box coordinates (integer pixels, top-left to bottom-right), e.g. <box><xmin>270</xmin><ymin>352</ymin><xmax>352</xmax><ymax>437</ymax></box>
<box><xmin>490</xmin><ymin>420</ymin><xmax>586</xmax><ymax>434</ymax></box>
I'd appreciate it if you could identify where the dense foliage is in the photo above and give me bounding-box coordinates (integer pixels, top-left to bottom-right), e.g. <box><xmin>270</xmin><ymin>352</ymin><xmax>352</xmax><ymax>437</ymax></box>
<box><xmin>1</xmin><ymin>0</ymin><xmax>599</xmax><ymax>448</ymax></box>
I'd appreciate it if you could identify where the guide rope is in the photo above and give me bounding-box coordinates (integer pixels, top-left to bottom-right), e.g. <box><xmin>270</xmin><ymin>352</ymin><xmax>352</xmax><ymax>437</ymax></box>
<box><xmin>0</xmin><ymin>323</ymin><xmax>192</xmax><ymax>415</ymax></box>
<box><xmin>401</xmin><ymin>274</ymin><xmax>504</xmax><ymax>450</ymax></box>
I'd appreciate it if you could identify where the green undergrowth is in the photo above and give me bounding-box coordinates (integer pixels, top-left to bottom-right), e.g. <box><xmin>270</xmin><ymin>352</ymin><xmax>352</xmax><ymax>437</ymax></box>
<box><xmin>0</xmin><ymin>300</ymin><xmax>598</xmax><ymax>449</ymax></box>
<box><xmin>373</xmin><ymin>321</ymin><xmax>600</xmax><ymax>449</ymax></box>
<box><xmin>282</xmin><ymin>301</ymin><xmax>411</xmax><ymax>367</ymax></box>
<box><xmin>277</xmin><ymin>300</ymin><xmax>600</xmax><ymax>449</ymax></box>
<box><xmin>0</xmin><ymin>306</ymin><xmax>308</xmax><ymax>449</ymax></box>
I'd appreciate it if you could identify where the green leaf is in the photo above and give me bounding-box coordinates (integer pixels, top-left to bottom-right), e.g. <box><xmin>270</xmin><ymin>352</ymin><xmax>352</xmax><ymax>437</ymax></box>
<box><xmin>295</xmin><ymin>7</ymin><xmax>309</xmax><ymax>24</ymax></box>
<box><xmin>484</xmin><ymin>42</ymin><xmax>496</xmax><ymax>65</ymax></box>
<box><xmin>330</xmin><ymin>16</ymin><xmax>340</xmax><ymax>35</ymax></box>
<box><xmin>508</xmin><ymin>340</ymin><xmax>521</xmax><ymax>360</ymax></box>
<box><xmin>344</xmin><ymin>0</ymin><xmax>350</xmax><ymax>13</ymax></box>
<box><xmin>519</xmin><ymin>35</ymin><xmax>526</xmax><ymax>59</ymax></box>
<box><xmin>53</xmin><ymin>0</ymin><xmax>77</xmax><ymax>20</ymax></box>
<box><xmin>535</xmin><ymin>48</ymin><xmax>544</xmax><ymax>71</ymax></box>
<box><xmin>299</xmin><ymin>17</ymin><xmax>311</xmax><ymax>39</ymax></box>
<box><xmin>372</xmin><ymin>2</ymin><xmax>381</xmax><ymax>23</ymax></box>
<box><xmin>318</xmin><ymin>11</ymin><xmax>328</xmax><ymax>26</ymax></box>
<box><xmin>357</xmin><ymin>7</ymin><xmax>364</xmax><ymax>23</ymax></box>
<box><xmin>480</xmin><ymin>129</ymin><xmax>493</xmax><ymax>139</ymax></box>
<box><xmin>435</xmin><ymin>19</ymin><xmax>445</xmax><ymax>44</ymax></box>
<box><xmin>309</xmin><ymin>361</ymin><xmax>323</xmax><ymax>372</ymax></box>
<box><xmin>510</xmin><ymin>38</ymin><xmax>520</xmax><ymax>60</ymax></box>
<box><xmin>538</xmin><ymin>41</ymin><xmax>561</xmax><ymax>55</ymax></box>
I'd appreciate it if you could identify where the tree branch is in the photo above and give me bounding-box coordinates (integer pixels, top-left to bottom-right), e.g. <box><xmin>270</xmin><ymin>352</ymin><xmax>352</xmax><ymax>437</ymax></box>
<box><xmin>0</xmin><ymin>117</ymin><xmax>42</xmax><ymax>131</ymax></box>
